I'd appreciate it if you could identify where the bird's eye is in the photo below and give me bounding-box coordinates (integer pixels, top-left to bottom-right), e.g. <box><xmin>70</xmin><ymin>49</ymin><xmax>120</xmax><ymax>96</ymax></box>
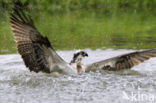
<box><xmin>82</xmin><ymin>52</ymin><xmax>88</xmax><ymax>57</ymax></box>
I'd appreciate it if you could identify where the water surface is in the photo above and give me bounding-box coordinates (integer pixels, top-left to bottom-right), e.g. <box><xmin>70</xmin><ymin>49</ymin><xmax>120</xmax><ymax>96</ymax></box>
<box><xmin>0</xmin><ymin>49</ymin><xmax>156</xmax><ymax>103</ymax></box>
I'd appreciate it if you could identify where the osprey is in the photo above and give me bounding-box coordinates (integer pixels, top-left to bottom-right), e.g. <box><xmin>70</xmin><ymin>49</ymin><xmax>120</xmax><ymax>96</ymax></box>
<box><xmin>10</xmin><ymin>2</ymin><xmax>156</xmax><ymax>75</ymax></box>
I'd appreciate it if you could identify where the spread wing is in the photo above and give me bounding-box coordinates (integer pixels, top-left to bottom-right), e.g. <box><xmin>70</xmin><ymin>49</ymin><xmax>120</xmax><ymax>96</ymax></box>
<box><xmin>85</xmin><ymin>49</ymin><xmax>156</xmax><ymax>72</ymax></box>
<box><xmin>10</xmin><ymin>3</ymin><xmax>66</xmax><ymax>73</ymax></box>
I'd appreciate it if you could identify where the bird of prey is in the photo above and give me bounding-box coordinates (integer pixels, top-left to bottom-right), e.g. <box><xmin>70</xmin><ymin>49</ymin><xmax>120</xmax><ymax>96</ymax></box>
<box><xmin>10</xmin><ymin>2</ymin><xmax>156</xmax><ymax>75</ymax></box>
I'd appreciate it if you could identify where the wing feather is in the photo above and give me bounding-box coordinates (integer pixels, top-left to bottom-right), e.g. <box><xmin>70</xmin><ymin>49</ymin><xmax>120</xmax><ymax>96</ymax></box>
<box><xmin>10</xmin><ymin>2</ymin><xmax>66</xmax><ymax>73</ymax></box>
<box><xmin>86</xmin><ymin>49</ymin><xmax>156</xmax><ymax>72</ymax></box>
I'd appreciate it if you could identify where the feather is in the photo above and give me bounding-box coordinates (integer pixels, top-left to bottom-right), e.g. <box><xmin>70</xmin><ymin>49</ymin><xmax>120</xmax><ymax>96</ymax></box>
<box><xmin>86</xmin><ymin>49</ymin><xmax>156</xmax><ymax>72</ymax></box>
<box><xmin>10</xmin><ymin>1</ymin><xmax>66</xmax><ymax>73</ymax></box>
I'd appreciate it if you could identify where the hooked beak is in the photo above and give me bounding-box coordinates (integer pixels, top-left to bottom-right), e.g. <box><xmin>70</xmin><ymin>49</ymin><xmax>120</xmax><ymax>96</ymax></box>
<box><xmin>83</xmin><ymin>53</ymin><xmax>88</xmax><ymax>57</ymax></box>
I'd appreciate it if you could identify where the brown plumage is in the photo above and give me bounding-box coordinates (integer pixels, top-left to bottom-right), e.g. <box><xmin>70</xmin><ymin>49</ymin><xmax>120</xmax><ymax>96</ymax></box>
<box><xmin>85</xmin><ymin>49</ymin><xmax>156</xmax><ymax>72</ymax></box>
<box><xmin>10</xmin><ymin>1</ymin><xmax>156</xmax><ymax>74</ymax></box>
<box><xmin>10</xmin><ymin>2</ymin><xmax>65</xmax><ymax>73</ymax></box>
<box><xmin>77</xmin><ymin>64</ymin><xmax>83</xmax><ymax>74</ymax></box>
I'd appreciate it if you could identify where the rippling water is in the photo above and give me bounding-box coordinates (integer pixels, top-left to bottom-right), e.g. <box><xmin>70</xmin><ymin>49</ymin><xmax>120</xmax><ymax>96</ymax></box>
<box><xmin>0</xmin><ymin>49</ymin><xmax>156</xmax><ymax>103</ymax></box>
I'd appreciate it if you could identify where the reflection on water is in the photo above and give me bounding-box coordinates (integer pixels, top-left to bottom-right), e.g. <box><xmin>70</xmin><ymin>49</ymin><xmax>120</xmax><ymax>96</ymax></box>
<box><xmin>1</xmin><ymin>8</ymin><xmax>156</xmax><ymax>54</ymax></box>
<box><xmin>0</xmin><ymin>49</ymin><xmax>156</xmax><ymax>103</ymax></box>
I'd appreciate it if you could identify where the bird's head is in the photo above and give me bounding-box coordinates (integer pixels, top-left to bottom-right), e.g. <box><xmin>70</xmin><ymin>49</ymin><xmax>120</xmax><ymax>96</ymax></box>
<box><xmin>70</xmin><ymin>51</ymin><xmax>88</xmax><ymax>64</ymax></box>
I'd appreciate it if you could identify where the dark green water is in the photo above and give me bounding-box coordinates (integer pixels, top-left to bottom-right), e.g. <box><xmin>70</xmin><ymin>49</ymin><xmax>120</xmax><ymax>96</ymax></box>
<box><xmin>1</xmin><ymin>9</ymin><xmax>156</xmax><ymax>54</ymax></box>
